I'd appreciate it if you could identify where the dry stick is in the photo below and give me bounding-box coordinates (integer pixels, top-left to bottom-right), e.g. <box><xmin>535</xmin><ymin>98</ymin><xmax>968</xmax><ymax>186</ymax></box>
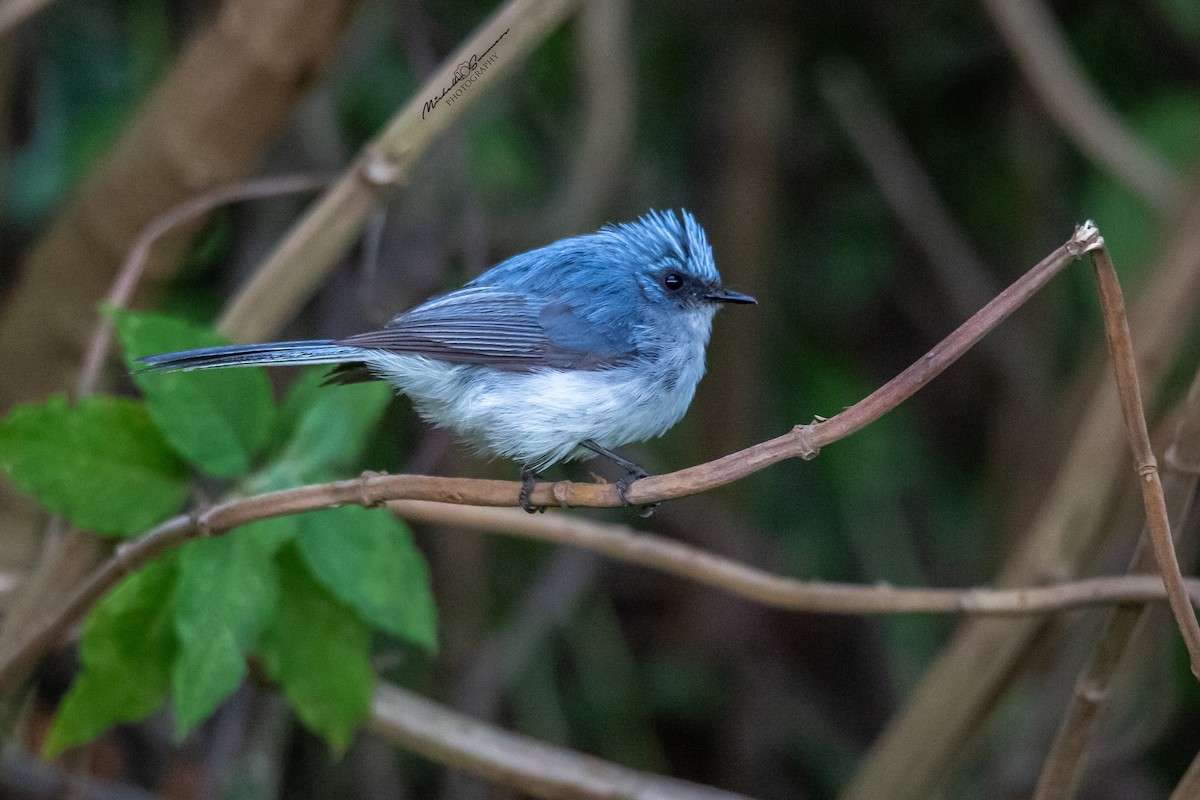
<box><xmin>1089</xmin><ymin>245</ymin><xmax>1200</xmax><ymax>677</ymax></box>
<box><xmin>1033</xmin><ymin>371</ymin><xmax>1200</xmax><ymax>799</ymax></box>
<box><xmin>1034</xmin><ymin>539</ymin><xmax>1166</xmax><ymax>800</ymax></box>
<box><xmin>1033</xmin><ymin>365</ymin><xmax>1200</xmax><ymax>798</ymax></box>
<box><xmin>75</xmin><ymin>173</ymin><xmax>332</xmax><ymax>397</ymax></box>
<box><xmin>1030</xmin><ymin>264</ymin><xmax>1200</xmax><ymax>800</ymax></box>
<box><xmin>981</xmin><ymin>0</ymin><xmax>1183</xmax><ymax>213</ymax></box>
<box><xmin>0</xmin><ymin>222</ymin><xmax>1107</xmax><ymax>695</ymax></box>
<box><xmin>217</xmin><ymin>0</ymin><xmax>578</xmax><ymax>343</ymax></box>
<box><xmin>369</xmin><ymin>682</ymin><xmax>751</xmax><ymax>800</ymax></box>
<box><xmin>386</xmin><ymin>500</ymin><xmax>1200</xmax><ymax>615</ymax></box>
<box><xmin>622</xmin><ymin>221</ymin><xmax>1104</xmax><ymax>506</ymax></box>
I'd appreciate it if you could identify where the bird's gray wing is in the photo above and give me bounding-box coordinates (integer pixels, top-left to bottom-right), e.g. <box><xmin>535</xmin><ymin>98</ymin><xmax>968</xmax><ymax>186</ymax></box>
<box><xmin>335</xmin><ymin>285</ymin><xmax>637</xmax><ymax>371</ymax></box>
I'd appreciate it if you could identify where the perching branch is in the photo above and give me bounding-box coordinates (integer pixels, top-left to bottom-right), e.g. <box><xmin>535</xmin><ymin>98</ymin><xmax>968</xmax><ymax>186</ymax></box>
<box><xmin>10</xmin><ymin>482</ymin><xmax>1200</xmax><ymax>703</ymax></box>
<box><xmin>368</xmin><ymin>681</ymin><xmax>753</xmax><ymax>800</ymax></box>
<box><xmin>0</xmin><ymin>222</ymin><xmax>1108</xmax><ymax>695</ymax></box>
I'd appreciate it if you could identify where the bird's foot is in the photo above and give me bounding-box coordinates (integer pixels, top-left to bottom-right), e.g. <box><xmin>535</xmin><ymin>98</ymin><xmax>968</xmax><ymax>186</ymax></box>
<box><xmin>615</xmin><ymin>466</ymin><xmax>658</xmax><ymax>518</ymax></box>
<box><xmin>520</xmin><ymin>467</ymin><xmax>546</xmax><ymax>514</ymax></box>
<box><xmin>579</xmin><ymin>440</ymin><xmax>660</xmax><ymax>517</ymax></box>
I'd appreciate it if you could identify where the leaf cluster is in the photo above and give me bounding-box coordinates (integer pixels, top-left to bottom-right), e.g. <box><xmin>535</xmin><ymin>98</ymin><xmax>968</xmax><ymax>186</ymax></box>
<box><xmin>0</xmin><ymin>311</ymin><xmax>437</xmax><ymax>754</ymax></box>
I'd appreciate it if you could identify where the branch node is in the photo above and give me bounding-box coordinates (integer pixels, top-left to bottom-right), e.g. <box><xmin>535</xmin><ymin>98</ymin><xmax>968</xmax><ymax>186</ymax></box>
<box><xmin>359</xmin><ymin>470</ymin><xmax>387</xmax><ymax>508</ymax></box>
<box><xmin>192</xmin><ymin>509</ymin><xmax>214</xmax><ymax>538</ymax></box>
<box><xmin>361</xmin><ymin>152</ymin><xmax>402</xmax><ymax>187</ymax></box>
<box><xmin>113</xmin><ymin>541</ymin><xmax>139</xmax><ymax>577</ymax></box>
<box><xmin>1137</xmin><ymin>462</ymin><xmax>1158</xmax><ymax>482</ymax></box>
<box><xmin>551</xmin><ymin>481</ymin><xmax>572</xmax><ymax>508</ymax></box>
<box><xmin>793</xmin><ymin>423</ymin><xmax>822</xmax><ymax>460</ymax></box>
<box><xmin>1068</xmin><ymin>220</ymin><xmax>1104</xmax><ymax>255</ymax></box>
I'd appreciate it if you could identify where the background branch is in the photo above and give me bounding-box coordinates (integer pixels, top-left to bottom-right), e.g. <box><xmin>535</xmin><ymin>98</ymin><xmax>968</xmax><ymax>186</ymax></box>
<box><xmin>818</xmin><ymin>61</ymin><xmax>1044</xmax><ymax>411</ymax></box>
<box><xmin>981</xmin><ymin>0</ymin><xmax>1184</xmax><ymax>212</ymax></box>
<box><xmin>216</xmin><ymin>0</ymin><xmax>579</xmax><ymax>343</ymax></box>
<box><xmin>1033</xmin><ymin>334</ymin><xmax>1200</xmax><ymax>798</ymax></box>
<box><xmin>369</xmin><ymin>681</ymin><xmax>753</xmax><ymax>800</ymax></box>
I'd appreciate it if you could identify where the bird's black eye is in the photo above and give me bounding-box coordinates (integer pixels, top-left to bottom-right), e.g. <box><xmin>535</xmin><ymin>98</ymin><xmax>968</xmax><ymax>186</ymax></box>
<box><xmin>663</xmin><ymin>272</ymin><xmax>684</xmax><ymax>291</ymax></box>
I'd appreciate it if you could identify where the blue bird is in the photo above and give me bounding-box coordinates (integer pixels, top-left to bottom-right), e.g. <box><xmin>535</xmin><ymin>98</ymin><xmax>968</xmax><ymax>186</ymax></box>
<box><xmin>137</xmin><ymin>210</ymin><xmax>755</xmax><ymax>511</ymax></box>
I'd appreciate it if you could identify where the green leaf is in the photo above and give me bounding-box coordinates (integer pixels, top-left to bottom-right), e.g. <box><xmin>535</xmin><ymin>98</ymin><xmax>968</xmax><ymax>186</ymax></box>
<box><xmin>257</xmin><ymin>545</ymin><xmax>373</xmax><ymax>751</ymax></box>
<box><xmin>171</xmin><ymin>519</ymin><xmax>294</xmax><ymax>734</ymax></box>
<box><xmin>0</xmin><ymin>395</ymin><xmax>188</xmax><ymax>536</ymax></box>
<box><xmin>45</xmin><ymin>556</ymin><xmax>179</xmax><ymax>756</ymax></box>
<box><xmin>297</xmin><ymin>507</ymin><xmax>437</xmax><ymax>651</ymax></box>
<box><xmin>251</xmin><ymin>370</ymin><xmax>392</xmax><ymax>491</ymax></box>
<box><xmin>115</xmin><ymin>310</ymin><xmax>275</xmax><ymax>477</ymax></box>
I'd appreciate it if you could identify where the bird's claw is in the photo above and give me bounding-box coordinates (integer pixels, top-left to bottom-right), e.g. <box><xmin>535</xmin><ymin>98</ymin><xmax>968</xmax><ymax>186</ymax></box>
<box><xmin>616</xmin><ymin>468</ymin><xmax>658</xmax><ymax>517</ymax></box>
<box><xmin>520</xmin><ymin>468</ymin><xmax>546</xmax><ymax>514</ymax></box>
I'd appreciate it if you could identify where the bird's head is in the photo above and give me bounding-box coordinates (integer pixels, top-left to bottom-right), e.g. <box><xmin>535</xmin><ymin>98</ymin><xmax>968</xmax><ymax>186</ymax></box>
<box><xmin>602</xmin><ymin>210</ymin><xmax>756</xmax><ymax>313</ymax></box>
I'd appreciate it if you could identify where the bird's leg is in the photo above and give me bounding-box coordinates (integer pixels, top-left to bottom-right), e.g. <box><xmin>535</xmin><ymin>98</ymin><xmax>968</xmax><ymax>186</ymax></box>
<box><xmin>580</xmin><ymin>440</ymin><xmax>658</xmax><ymax>517</ymax></box>
<box><xmin>519</xmin><ymin>467</ymin><xmax>546</xmax><ymax>514</ymax></box>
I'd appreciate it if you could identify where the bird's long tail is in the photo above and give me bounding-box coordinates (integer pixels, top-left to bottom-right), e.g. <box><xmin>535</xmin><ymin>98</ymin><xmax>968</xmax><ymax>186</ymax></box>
<box><xmin>135</xmin><ymin>340</ymin><xmax>366</xmax><ymax>372</ymax></box>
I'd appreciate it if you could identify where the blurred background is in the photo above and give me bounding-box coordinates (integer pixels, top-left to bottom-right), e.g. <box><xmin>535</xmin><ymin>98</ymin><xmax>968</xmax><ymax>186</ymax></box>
<box><xmin>1</xmin><ymin>0</ymin><xmax>1200</xmax><ymax>798</ymax></box>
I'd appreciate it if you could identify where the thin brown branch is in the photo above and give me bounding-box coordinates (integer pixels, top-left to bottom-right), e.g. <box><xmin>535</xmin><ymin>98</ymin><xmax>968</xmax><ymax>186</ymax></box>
<box><xmin>76</xmin><ymin>173</ymin><xmax>332</xmax><ymax>397</ymax></box>
<box><xmin>217</xmin><ymin>0</ymin><xmax>579</xmax><ymax>343</ymax></box>
<box><xmin>4</xmin><ymin>478</ymin><xmax>1200</xmax><ymax>700</ymax></box>
<box><xmin>1034</xmin><ymin>364</ymin><xmax>1200</xmax><ymax>798</ymax></box>
<box><xmin>388</xmin><ymin>501</ymin><xmax>1200</xmax><ymax>616</ymax></box>
<box><xmin>981</xmin><ymin>0</ymin><xmax>1184</xmax><ymax>213</ymax></box>
<box><xmin>1090</xmin><ymin>244</ymin><xmax>1200</xmax><ymax>676</ymax></box>
<box><xmin>368</xmin><ymin>681</ymin><xmax>752</xmax><ymax>800</ymax></box>
<box><xmin>0</xmin><ymin>223</ymin><xmax>1106</xmax><ymax>695</ymax></box>
<box><xmin>843</xmin><ymin>189</ymin><xmax>1200</xmax><ymax>800</ymax></box>
<box><xmin>1033</xmin><ymin>538</ymin><xmax>1158</xmax><ymax>800</ymax></box>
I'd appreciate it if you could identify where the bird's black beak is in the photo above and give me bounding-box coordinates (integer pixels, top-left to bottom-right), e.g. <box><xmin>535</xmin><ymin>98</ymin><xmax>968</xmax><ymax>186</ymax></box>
<box><xmin>705</xmin><ymin>288</ymin><xmax>757</xmax><ymax>305</ymax></box>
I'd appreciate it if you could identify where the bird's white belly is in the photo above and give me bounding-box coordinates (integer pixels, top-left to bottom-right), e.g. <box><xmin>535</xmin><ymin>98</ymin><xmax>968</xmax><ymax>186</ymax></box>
<box><xmin>364</xmin><ymin>352</ymin><xmax>704</xmax><ymax>469</ymax></box>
